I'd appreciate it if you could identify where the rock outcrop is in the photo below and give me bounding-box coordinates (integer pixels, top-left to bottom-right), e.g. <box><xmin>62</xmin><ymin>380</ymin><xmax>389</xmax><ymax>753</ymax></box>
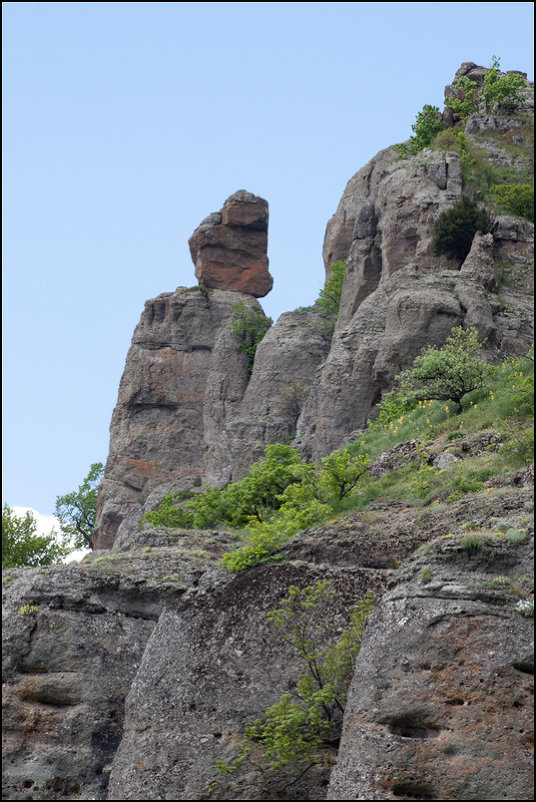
<box><xmin>188</xmin><ymin>191</ymin><xmax>273</xmax><ymax>297</ymax></box>
<box><xmin>3</xmin><ymin>63</ymin><xmax>535</xmax><ymax>801</ymax></box>
<box><xmin>328</xmin><ymin>531</ymin><xmax>534</xmax><ymax>801</ymax></box>
<box><xmin>93</xmin><ymin>63</ymin><xmax>534</xmax><ymax>548</ymax></box>
<box><xmin>93</xmin><ymin>287</ymin><xmax>262</xmax><ymax>550</ymax></box>
<box><xmin>4</xmin><ymin>486</ymin><xmax>533</xmax><ymax>800</ymax></box>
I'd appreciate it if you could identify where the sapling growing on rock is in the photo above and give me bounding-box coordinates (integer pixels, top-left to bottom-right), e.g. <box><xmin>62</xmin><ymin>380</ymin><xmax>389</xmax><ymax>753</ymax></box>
<box><xmin>217</xmin><ymin>581</ymin><xmax>374</xmax><ymax>783</ymax></box>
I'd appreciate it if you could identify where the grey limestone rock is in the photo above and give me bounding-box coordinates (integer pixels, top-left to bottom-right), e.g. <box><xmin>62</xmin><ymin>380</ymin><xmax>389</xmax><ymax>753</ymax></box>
<box><xmin>327</xmin><ymin>535</ymin><xmax>534</xmax><ymax>801</ymax></box>
<box><xmin>93</xmin><ymin>287</ymin><xmax>266</xmax><ymax>550</ymax></box>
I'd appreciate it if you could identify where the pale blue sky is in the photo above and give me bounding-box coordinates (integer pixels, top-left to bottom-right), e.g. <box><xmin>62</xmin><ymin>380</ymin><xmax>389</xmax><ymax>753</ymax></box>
<box><xmin>3</xmin><ymin>2</ymin><xmax>534</xmax><ymax>517</ymax></box>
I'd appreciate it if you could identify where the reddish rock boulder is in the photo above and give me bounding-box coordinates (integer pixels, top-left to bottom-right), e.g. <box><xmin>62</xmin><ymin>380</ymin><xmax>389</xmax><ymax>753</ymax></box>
<box><xmin>188</xmin><ymin>191</ymin><xmax>273</xmax><ymax>297</ymax></box>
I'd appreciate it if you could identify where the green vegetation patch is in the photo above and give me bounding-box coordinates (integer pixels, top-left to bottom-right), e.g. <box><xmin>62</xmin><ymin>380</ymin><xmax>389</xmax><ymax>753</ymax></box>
<box><xmin>432</xmin><ymin>197</ymin><xmax>491</xmax><ymax>262</ymax></box>
<box><xmin>141</xmin><ymin>336</ymin><xmax>533</xmax><ymax>574</ymax></box>
<box><xmin>230</xmin><ymin>300</ymin><xmax>273</xmax><ymax>374</ymax></box>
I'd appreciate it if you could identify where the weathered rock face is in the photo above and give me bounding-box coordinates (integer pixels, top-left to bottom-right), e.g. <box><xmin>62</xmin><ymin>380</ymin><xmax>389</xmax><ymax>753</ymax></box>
<box><xmin>1</xmin><ymin>535</ymin><xmax>233</xmax><ymax>801</ymax></box>
<box><xmin>226</xmin><ymin>307</ymin><xmax>333</xmax><ymax>479</ymax></box>
<box><xmin>328</xmin><ymin>533</ymin><xmax>534</xmax><ymax>801</ymax></box>
<box><xmin>106</xmin><ymin>556</ymin><xmax>387</xmax><ymax>801</ymax></box>
<box><xmin>94</xmin><ymin>64</ymin><xmax>533</xmax><ymax>548</ymax></box>
<box><xmin>188</xmin><ymin>190</ymin><xmax>273</xmax><ymax>297</ymax></box>
<box><xmin>93</xmin><ymin>287</ymin><xmax>262</xmax><ymax>550</ymax></box>
<box><xmin>4</xmin><ymin>486</ymin><xmax>533</xmax><ymax>800</ymax></box>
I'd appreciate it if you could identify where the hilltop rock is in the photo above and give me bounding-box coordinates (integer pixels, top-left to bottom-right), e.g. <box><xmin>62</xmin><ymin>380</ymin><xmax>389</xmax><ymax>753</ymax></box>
<box><xmin>188</xmin><ymin>191</ymin><xmax>273</xmax><ymax>297</ymax></box>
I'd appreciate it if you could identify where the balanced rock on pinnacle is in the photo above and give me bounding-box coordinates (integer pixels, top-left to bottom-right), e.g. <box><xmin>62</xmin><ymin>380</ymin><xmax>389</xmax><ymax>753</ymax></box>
<box><xmin>188</xmin><ymin>190</ymin><xmax>273</xmax><ymax>297</ymax></box>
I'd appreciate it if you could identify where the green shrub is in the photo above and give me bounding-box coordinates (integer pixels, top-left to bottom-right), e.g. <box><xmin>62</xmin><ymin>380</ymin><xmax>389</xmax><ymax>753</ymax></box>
<box><xmin>314</xmin><ymin>261</ymin><xmax>346</xmax><ymax>319</ymax></box>
<box><xmin>482</xmin><ymin>57</ymin><xmax>528</xmax><ymax>114</ymax></box>
<box><xmin>217</xmin><ymin>582</ymin><xmax>374</xmax><ymax>780</ymax></box>
<box><xmin>144</xmin><ymin>444</ymin><xmax>305</xmax><ymax>532</ymax></box>
<box><xmin>445</xmin><ymin>75</ymin><xmax>480</xmax><ymax>122</ymax></box>
<box><xmin>433</xmin><ymin>196</ymin><xmax>491</xmax><ymax>262</ymax></box>
<box><xmin>396</xmin><ymin>327</ymin><xmax>491</xmax><ymax>407</ymax></box>
<box><xmin>432</xmin><ymin>126</ymin><xmax>468</xmax><ymax>152</ymax></box>
<box><xmin>506</xmin><ymin>528</ymin><xmax>528</xmax><ymax>546</ymax></box>
<box><xmin>230</xmin><ymin>300</ymin><xmax>272</xmax><ymax>374</ymax></box>
<box><xmin>420</xmin><ymin>568</ymin><xmax>432</xmax><ymax>584</ymax></box>
<box><xmin>445</xmin><ymin>57</ymin><xmax>528</xmax><ymax>121</ymax></box>
<box><xmin>492</xmin><ymin>183</ymin><xmax>534</xmax><ymax>221</ymax></box>
<box><xmin>221</xmin><ymin>445</ymin><xmax>370</xmax><ymax>572</ymax></box>
<box><xmin>394</xmin><ymin>105</ymin><xmax>445</xmax><ymax>158</ymax></box>
<box><xmin>367</xmin><ymin>389</ymin><xmax>414</xmax><ymax>431</ymax></box>
<box><xmin>461</xmin><ymin>534</ymin><xmax>485</xmax><ymax>552</ymax></box>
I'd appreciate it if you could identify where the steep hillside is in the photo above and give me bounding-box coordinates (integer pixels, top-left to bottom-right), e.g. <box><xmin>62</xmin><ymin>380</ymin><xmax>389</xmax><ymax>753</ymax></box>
<box><xmin>3</xmin><ymin>62</ymin><xmax>534</xmax><ymax>801</ymax></box>
<box><xmin>94</xmin><ymin>63</ymin><xmax>533</xmax><ymax>550</ymax></box>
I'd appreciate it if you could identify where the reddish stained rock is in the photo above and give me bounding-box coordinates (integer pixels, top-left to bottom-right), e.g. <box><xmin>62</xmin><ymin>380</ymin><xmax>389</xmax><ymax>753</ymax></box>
<box><xmin>188</xmin><ymin>190</ymin><xmax>273</xmax><ymax>297</ymax></box>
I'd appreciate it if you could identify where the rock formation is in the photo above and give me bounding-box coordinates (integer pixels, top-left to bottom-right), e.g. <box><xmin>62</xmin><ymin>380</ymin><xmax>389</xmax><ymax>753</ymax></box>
<box><xmin>188</xmin><ymin>190</ymin><xmax>273</xmax><ymax>297</ymax></box>
<box><xmin>328</xmin><ymin>528</ymin><xmax>534</xmax><ymax>801</ymax></box>
<box><xmin>93</xmin><ymin>287</ymin><xmax>262</xmax><ymax>550</ymax></box>
<box><xmin>4</xmin><ymin>484</ymin><xmax>533</xmax><ymax>800</ymax></box>
<box><xmin>3</xmin><ymin>64</ymin><xmax>534</xmax><ymax>801</ymax></box>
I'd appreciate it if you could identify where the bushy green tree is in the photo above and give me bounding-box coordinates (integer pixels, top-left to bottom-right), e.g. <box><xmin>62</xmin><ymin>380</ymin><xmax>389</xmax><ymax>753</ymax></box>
<box><xmin>230</xmin><ymin>300</ymin><xmax>272</xmax><ymax>374</ymax></box>
<box><xmin>55</xmin><ymin>462</ymin><xmax>104</xmax><ymax>549</ymax></box>
<box><xmin>482</xmin><ymin>56</ymin><xmax>528</xmax><ymax>114</ymax></box>
<box><xmin>433</xmin><ymin>196</ymin><xmax>491</xmax><ymax>261</ymax></box>
<box><xmin>217</xmin><ymin>581</ymin><xmax>374</xmax><ymax>780</ymax></box>
<box><xmin>492</xmin><ymin>183</ymin><xmax>534</xmax><ymax>221</ymax></box>
<box><xmin>394</xmin><ymin>104</ymin><xmax>446</xmax><ymax>158</ymax></box>
<box><xmin>395</xmin><ymin>326</ymin><xmax>491</xmax><ymax>407</ymax></box>
<box><xmin>314</xmin><ymin>261</ymin><xmax>346</xmax><ymax>318</ymax></box>
<box><xmin>320</xmin><ymin>448</ymin><xmax>370</xmax><ymax>501</ymax></box>
<box><xmin>2</xmin><ymin>505</ymin><xmax>69</xmax><ymax>568</ymax></box>
<box><xmin>445</xmin><ymin>76</ymin><xmax>480</xmax><ymax>122</ymax></box>
<box><xmin>144</xmin><ymin>444</ymin><xmax>305</xmax><ymax>532</ymax></box>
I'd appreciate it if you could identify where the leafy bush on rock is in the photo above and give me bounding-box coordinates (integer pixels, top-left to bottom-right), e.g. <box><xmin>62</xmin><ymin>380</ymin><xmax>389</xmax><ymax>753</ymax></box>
<box><xmin>395</xmin><ymin>327</ymin><xmax>491</xmax><ymax>408</ymax></box>
<box><xmin>432</xmin><ymin>196</ymin><xmax>491</xmax><ymax>261</ymax></box>
<box><xmin>217</xmin><ymin>581</ymin><xmax>374</xmax><ymax>780</ymax></box>
<box><xmin>230</xmin><ymin>300</ymin><xmax>272</xmax><ymax>374</ymax></box>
